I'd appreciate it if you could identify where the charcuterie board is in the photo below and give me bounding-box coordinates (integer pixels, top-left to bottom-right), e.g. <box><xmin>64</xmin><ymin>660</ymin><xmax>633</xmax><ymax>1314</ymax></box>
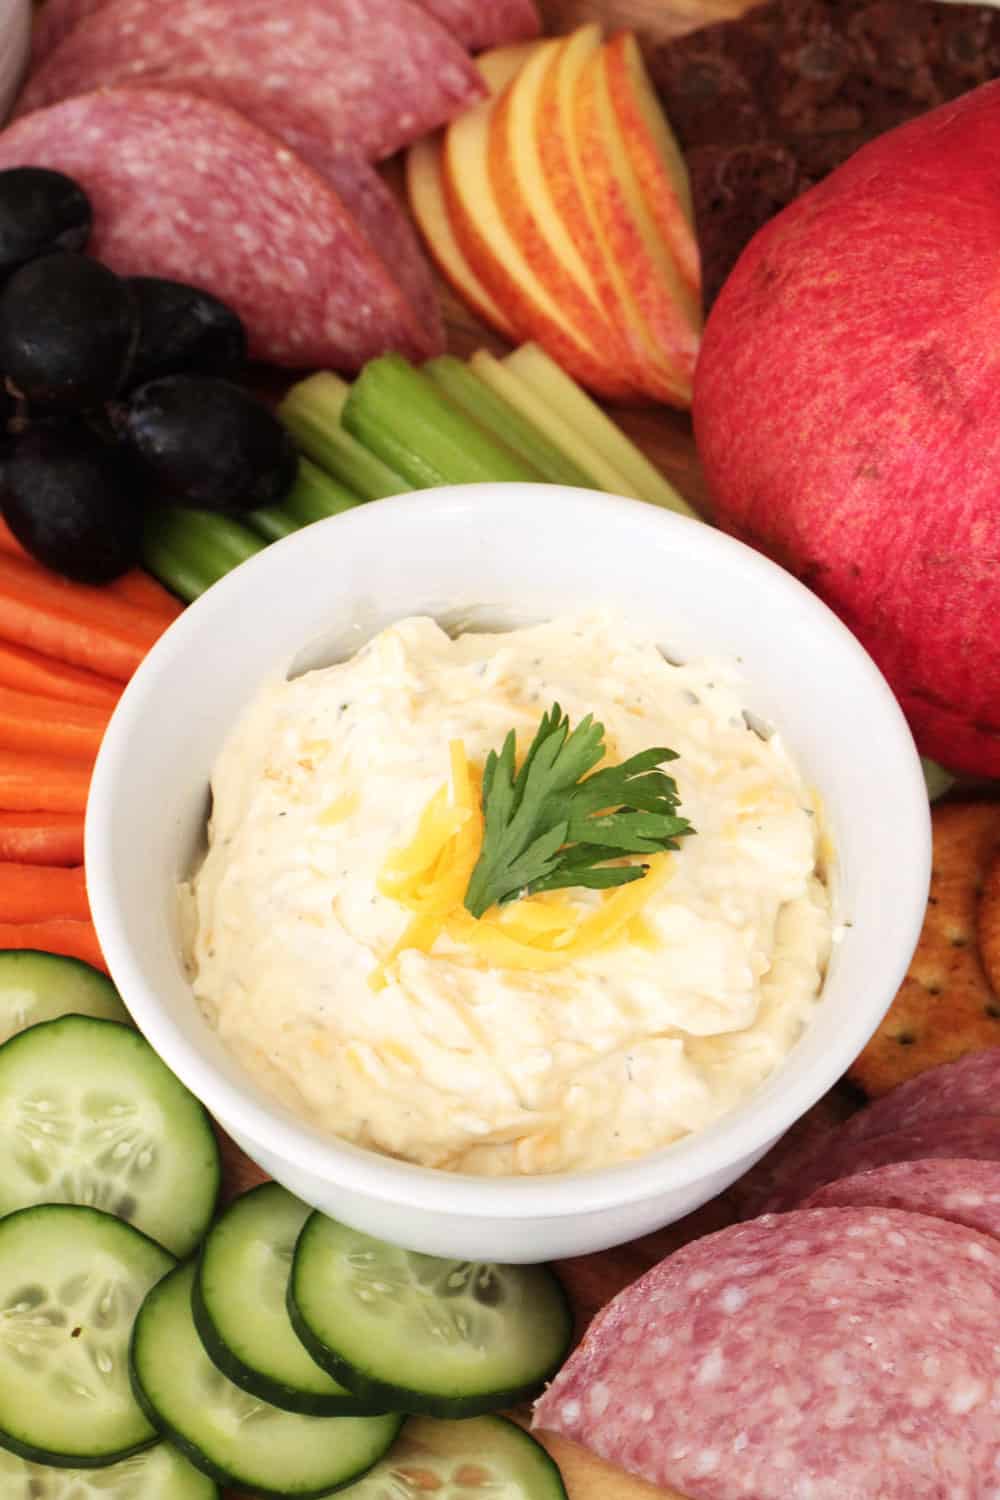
<box><xmin>8</xmin><ymin>0</ymin><xmax>1000</xmax><ymax>1491</ymax></box>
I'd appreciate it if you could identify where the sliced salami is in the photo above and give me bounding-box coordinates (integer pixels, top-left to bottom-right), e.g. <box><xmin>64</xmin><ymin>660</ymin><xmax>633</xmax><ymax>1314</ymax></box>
<box><xmin>761</xmin><ymin>1113</ymin><xmax>1000</xmax><ymax>1214</ymax></box>
<box><xmin>804</xmin><ymin>1157</ymin><xmax>1000</xmax><ymax>1241</ymax></box>
<box><xmin>836</xmin><ymin>1046</ymin><xmax>1000</xmax><ymax>1147</ymax></box>
<box><xmin>17</xmin><ymin>0</ymin><xmax>485</xmax><ymax>163</ymax></box>
<box><xmin>321</xmin><ymin>152</ymin><xmax>442</xmax><ymax>353</ymax></box>
<box><xmin>733</xmin><ymin>1048</ymin><xmax>1000</xmax><ymax>1219</ymax></box>
<box><xmin>411</xmin><ymin>0</ymin><xmax>541</xmax><ymax>51</ymax></box>
<box><xmin>0</xmin><ymin>90</ymin><xmax>441</xmax><ymax>368</ymax></box>
<box><xmin>27</xmin><ymin>0</ymin><xmax>98</xmax><ymax>71</ymax></box>
<box><xmin>533</xmin><ymin>1206</ymin><xmax>1000</xmax><ymax>1500</ymax></box>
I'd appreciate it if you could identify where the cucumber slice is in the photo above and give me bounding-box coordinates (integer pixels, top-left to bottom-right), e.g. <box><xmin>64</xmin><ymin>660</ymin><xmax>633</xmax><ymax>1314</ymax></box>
<box><xmin>0</xmin><ymin>1439</ymin><xmax>219</xmax><ymax>1498</ymax></box>
<box><xmin>0</xmin><ymin>1015</ymin><xmax>220</xmax><ymax>1257</ymax></box>
<box><xmin>0</xmin><ymin>1204</ymin><xmax>174</xmax><ymax>1467</ymax></box>
<box><xmin>343</xmin><ymin>1416</ymin><xmax>567</xmax><ymax>1499</ymax></box>
<box><xmin>132</xmin><ymin>1264</ymin><xmax>401</xmax><ymax>1500</ymax></box>
<box><xmin>0</xmin><ymin>952</ymin><xmax>129</xmax><ymax>1046</ymax></box>
<box><xmin>194</xmin><ymin>1183</ymin><xmax>381</xmax><ymax>1416</ymax></box>
<box><xmin>288</xmin><ymin>1215</ymin><xmax>572</xmax><ymax>1418</ymax></box>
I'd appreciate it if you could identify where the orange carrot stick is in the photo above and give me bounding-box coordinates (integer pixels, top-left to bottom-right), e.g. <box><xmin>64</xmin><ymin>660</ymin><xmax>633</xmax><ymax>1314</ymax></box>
<box><xmin>0</xmin><ymin>640</ymin><xmax>121</xmax><ymax>709</ymax></box>
<box><xmin>0</xmin><ymin>919</ymin><xmax>107</xmax><ymax>972</ymax></box>
<box><xmin>0</xmin><ymin>748</ymin><xmax>92</xmax><ymax>813</ymax></box>
<box><xmin>0</xmin><ymin>552</ymin><xmax>166</xmax><ymax>682</ymax></box>
<box><xmin>0</xmin><ymin>813</ymin><xmax>85</xmax><ymax>866</ymax></box>
<box><xmin>0</xmin><ymin>863</ymin><xmax>89</xmax><ymax>923</ymax></box>
<box><xmin>0</xmin><ymin>685</ymin><xmax>111</xmax><ymax>760</ymax></box>
<box><xmin>108</xmin><ymin>568</ymin><xmax>184</xmax><ymax>620</ymax></box>
<box><xmin>0</xmin><ymin>517</ymin><xmax>182</xmax><ymax>621</ymax></box>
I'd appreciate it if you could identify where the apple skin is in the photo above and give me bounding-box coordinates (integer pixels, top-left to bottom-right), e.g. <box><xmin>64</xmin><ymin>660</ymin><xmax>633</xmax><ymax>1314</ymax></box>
<box><xmin>693</xmin><ymin>80</ymin><xmax>1000</xmax><ymax>777</ymax></box>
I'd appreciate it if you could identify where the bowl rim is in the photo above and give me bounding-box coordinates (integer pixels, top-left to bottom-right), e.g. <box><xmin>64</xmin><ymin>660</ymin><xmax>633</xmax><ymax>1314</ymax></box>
<box><xmin>86</xmin><ymin>483</ymin><xmax>932</xmax><ymax>1218</ymax></box>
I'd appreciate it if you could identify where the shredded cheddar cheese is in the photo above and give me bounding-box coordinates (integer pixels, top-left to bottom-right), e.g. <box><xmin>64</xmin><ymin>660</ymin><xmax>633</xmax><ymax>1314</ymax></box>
<box><xmin>371</xmin><ymin>737</ymin><xmax>668</xmax><ymax>988</ymax></box>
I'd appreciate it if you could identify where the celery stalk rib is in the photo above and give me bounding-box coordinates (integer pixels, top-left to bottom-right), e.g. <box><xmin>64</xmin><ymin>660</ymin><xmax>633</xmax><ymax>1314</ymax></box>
<box><xmin>505</xmin><ymin>343</ymin><xmax>699</xmax><ymax>519</ymax></box>
<box><xmin>468</xmin><ymin>349</ymin><xmax>640</xmax><ymax>499</ymax></box>
<box><xmin>249</xmin><ymin>459</ymin><xmax>363</xmax><ymax>540</ymax></box>
<box><xmin>424</xmin><ymin>355</ymin><xmax>595</xmax><ymax>489</ymax></box>
<box><xmin>280</xmin><ymin>372</ymin><xmax>409</xmax><ymax>501</ymax></box>
<box><xmin>342</xmin><ymin>354</ymin><xmax>544</xmax><ymax>488</ymax></box>
<box><xmin>142</xmin><ymin>507</ymin><xmax>264</xmax><ymax>600</ymax></box>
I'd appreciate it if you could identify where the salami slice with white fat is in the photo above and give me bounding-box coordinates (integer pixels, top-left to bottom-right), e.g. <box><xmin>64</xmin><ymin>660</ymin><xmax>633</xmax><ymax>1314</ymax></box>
<box><xmin>533</xmin><ymin>1206</ymin><xmax>1000</xmax><ymax>1500</ymax></box>
<box><xmin>740</xmin><ymin>1049</ymin><xmax>1000</xmax><ymax>1217</ymax></box>
<box><xmin>27</xmin><ymin>0</ymin><xmax>95</xmax><ymax>70</ymax></box>
<box><xmin>761</xmin><ymin>1113</ymin><xmax>1000</xmax><ymax>1213</ymax></box>
<box><xmin>836</xmin><ymin>1046</ymin><xmax>1000</xmax><ymax>1146</ymax></box>
<box><xmin>803</xmin><ymin>1157</ymin><xmax>1000</xmax><ymax>1240</ymax></box>
<box><xmin>0</xmin><ymin>90</ymin><xmax>441</xmax><ymax>368</ymax></box>
<box><xmin>30</xmin><ymin>0</ymin><xmax>542</xmax><ymax>69</ymax></box>
<box><xmin>411</xmin><ymin>0</ymin><xmax>541</xmax><ymax>51</ymax></box>
<box><xmin>18</xmin><ymin>0</ymin><xmax>485</xmax><ymax>163</ymax></box>
<box><xmin>322</xmin><ymin>152</ymin><xmax>442</xmax><ymax>355</ymax></box>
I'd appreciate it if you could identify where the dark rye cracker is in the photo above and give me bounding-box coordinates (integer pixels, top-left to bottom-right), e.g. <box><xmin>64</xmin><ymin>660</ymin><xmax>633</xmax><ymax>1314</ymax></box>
<box><xmin>649</xmin><ymin>0</ymin><xmax>1000</xmax><ymax>304</ymax></box>
<box><xmin>847</xmin><ymin>803</ymin><xmax>1000</xmax><ymax>1097</ymax></box>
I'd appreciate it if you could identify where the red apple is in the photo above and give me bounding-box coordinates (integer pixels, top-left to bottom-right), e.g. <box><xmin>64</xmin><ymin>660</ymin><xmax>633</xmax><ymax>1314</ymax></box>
<box><xmin>693</xmin><ymin>80</ymin><xmax>1000</xmax><ymax>777</ymax></box>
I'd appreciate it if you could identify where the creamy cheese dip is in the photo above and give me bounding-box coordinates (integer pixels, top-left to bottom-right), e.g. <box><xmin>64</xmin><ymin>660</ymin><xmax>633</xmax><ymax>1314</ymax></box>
<box><xmin>185</xmin><ymin>614</ymin><xmax>832</xmax><ymax>1175</ymax></box>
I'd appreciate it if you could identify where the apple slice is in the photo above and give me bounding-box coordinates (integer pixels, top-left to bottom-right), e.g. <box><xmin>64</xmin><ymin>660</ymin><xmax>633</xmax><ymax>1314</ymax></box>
<box><xmin>406</xmin><ymin>135</ymin><xmax>515</xmax><ymax>339</ymax></box>
<box><xmin>535</xmin><ymin>26</ymin><xmax>690</xmax><ymax>406</ymax></box>
<box><xmin>603</xmin><ymin>30</ymin><xmax>700</xmax><ymax>296</ymax></box>
<box><xmin>405</xmin><ymin>42</ymin><xmax>540</xmax><ymax>341</ymax></box>
<box><xmin>441</xmin><ymin>43</ymin><xmax>641</xmax><ymax>399</ymax></box>
<box><xmin>572</xmin><ymin>42</ymin><xmax>702</xmax><ymax>406</ymax></box>
<box><xmin>488</xmin><ymin>33</ymin><xmax>644</xmax><ymax>391</ymax></box>
<box><xmin>476</xmin><ymin>40</ymin><xmax>541</xmax><ymax>94</ymax></box>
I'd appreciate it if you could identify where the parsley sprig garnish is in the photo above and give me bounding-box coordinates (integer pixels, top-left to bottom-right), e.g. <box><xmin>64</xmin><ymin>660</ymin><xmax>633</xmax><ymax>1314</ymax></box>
<box><xmin>463</xmin><ymin>703</ymin><xmax>695</xmax><ymax>918</ymax></box>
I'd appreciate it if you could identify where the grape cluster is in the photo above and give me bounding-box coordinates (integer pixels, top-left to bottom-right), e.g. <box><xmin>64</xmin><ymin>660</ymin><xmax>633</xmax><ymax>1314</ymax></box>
<box><xmin>0</xmin><ymin>168</ymin><xmax>297</xmax><ymax>583</ymax></box>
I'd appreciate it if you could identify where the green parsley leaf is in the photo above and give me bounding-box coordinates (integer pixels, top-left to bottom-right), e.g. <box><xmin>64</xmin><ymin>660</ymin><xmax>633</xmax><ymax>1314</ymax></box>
<box><xmin>463</xmin><ymin>703</ymin><xmax>695</xmax><ymax>918</ymax></box>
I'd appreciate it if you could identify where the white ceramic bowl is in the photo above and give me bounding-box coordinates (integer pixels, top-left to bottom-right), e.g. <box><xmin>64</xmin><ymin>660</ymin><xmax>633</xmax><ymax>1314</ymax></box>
<box><xmin>86</xmin><ymin>484</ymin><xmax>931</xmax><ymax>1262</ymax></box>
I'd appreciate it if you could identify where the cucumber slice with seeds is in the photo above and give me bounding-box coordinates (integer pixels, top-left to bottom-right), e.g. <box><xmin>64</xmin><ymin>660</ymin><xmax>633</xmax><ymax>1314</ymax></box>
<box><xmin>131</xmin><ymin>1263</ymin><xmax>401</xmax><ymax>1499</ymax></box>
<box><xmin>193</xmin><ymin>1183</ymin><xmax>382</xmax><ymax>1416</ymax></box>
<box><xmin>288</xmin><ymin>1215</ymin><xmax>572</xmax><ymax>1418</ymax></box>
<box><xmin>342</xmin><ymin>1415</ymin><xmax>567</xmax><ymax>1500</ymax></box>
<box><xmin>0</xmin><ymin>952</ymin><xmax>129</xmax><ymax>1047</ymax></box>
<box><xmin>0</xmin><ymin>1015</ymin><xmax>219</xmax><ymax>1257</ymax></box>
<box><xmin>0</xmin><ymin>1439</ymin><xmax>219</xmax><ymax>1498</ymax></box>
<box><xmin>0</xmin><ymin>1204</ymin><xmax>174</xmax><ymax>1467</ymax></box>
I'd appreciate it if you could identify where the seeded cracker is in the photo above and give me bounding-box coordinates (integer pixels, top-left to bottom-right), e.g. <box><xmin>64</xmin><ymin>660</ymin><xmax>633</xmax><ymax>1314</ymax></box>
<box><xmin>980</xmin><ymin>849</ymin><xmax>1000</xmax><ymax>999</ymax></box>
<box><xmin>848</xmin><ymin>802</ymin><xmax>1000</xmax><ymax>1097</ymax></box>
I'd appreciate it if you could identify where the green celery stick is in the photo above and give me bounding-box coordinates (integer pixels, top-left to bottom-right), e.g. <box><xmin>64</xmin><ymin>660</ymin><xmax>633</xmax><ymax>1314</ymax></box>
<box><xmin>469</xmin><ymin>348</ymin><xmax>640</xmax><ymax>499</ymax></box>
<box><xmin>283</xmin><ymin>457</ymin><xmax>361</xmax><ymax>525</ymax></box>
<box><xmin>424</xmin><ymin>355</ymin><xmax>595</xmax><ymax>489</ymax></box>
<box><xmin>342</xmin><ymin>354</ymin><xmax>545</xmax><ymax>488</ymax></box>
<box><xmin>245</xmin><ymin>508</ymin><xmax>299</xmax><ymax>542</ymax></box>
<box><xmin>280</xmin><ymin>372</ymin><xmax>409</xmax><ymax>501</ymax></box>
<box><xmin>504</xmin><ymin>342</ymin><xmax>699</xmax><ymax>519</ymax></box>
<box><xmin>143</xmin><ymin>508</ymin><xmax>265</xmax><ymax>601</ymax></box>
<box><xmin>247</xmin><ymin>459</ymin><xmax>361</xmax><ymax>540</ymax></box>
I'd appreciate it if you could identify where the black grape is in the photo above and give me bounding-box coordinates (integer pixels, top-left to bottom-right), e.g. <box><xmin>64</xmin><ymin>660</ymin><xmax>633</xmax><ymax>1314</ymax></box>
<box><xmin>0</xmin><ymin>168</ymin><xmax>92</xmax><ymax>277</ymax></box>
<box><xmin>1</xmin><ymin>421</ymin><xmax>142</xmax><ymax>582</ymax></box>
<box><xmin>0</xmin><ymin>252</ymin><xmax>138</xmax><ymax>409</ymax></box>
<box><xmin>125</xmin><ymin>277</ymin><xmax>247</xmax><ymax>389</ymax></box>
<box><xmin>119</xmin><ymin>375</ymin><xmax>297</xmax><ymax>512</ymax></box>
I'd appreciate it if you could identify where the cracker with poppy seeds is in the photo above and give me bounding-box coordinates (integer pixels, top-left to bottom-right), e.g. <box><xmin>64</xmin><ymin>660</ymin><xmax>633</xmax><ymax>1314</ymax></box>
<box><xmin>979</xmin><ymin>849</ymin><xmax>1000</xmax><ymax>1001</ymax></box>
<box><xmin>847</xmin><ymin>802</ymin><xmax>1000</xmax><ymax>1097</ymax></box>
